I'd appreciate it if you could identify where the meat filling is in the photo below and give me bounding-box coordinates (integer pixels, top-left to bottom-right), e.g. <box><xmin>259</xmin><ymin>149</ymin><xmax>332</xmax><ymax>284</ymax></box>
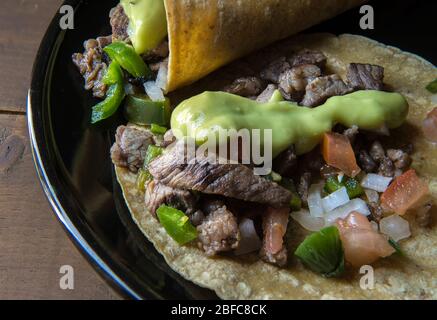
<box><xmin>72</xmin><ymin>39</ymin><xmax>108</xmax><ymax>98</ymax></box>
<box><xmin>145</xmin><ymin>180</ymin><xmax>198</xmax><ymax>216</ymax></box>
<box><xmin>301</xmin><ymin>75</ymin><xmax>352</xmax><ymax>107</ymax></box>
<box><xmin>148</xmin><ymin>141</ymin><xmax>292</xmax><ymax>207</ymax></box>
<box><xmin>347</xmin><ymin>63</ymin><xmax>384</xmax><ymax>91</ymax></box>
<box><xmin>197</xmin><ymin>200</ymin><xmax>240</xmax><ymax>256</ymax></box>
<box><xmin>110</xmin><ymin>126</ymin><xmax>155</xmax><ymax>173</ymax></box>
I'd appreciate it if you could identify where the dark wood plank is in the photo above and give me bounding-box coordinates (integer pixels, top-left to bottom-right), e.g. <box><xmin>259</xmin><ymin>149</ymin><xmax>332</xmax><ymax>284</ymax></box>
<box><xmin>0</xmin><ymin>114</ymin><xmax>120</xmax><ymax>299</ymax></box>
<box><xmin>0</xmin><ymin>0</ymin><xmax>63</xmax><ymax>113</ymax></box>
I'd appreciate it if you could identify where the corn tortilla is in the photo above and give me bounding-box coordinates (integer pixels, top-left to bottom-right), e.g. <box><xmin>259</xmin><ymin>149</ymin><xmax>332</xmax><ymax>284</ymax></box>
<box><xmin>116</xmin><ymin>34</ymin><xmax>437</xmax><ymax>299</ymax></box>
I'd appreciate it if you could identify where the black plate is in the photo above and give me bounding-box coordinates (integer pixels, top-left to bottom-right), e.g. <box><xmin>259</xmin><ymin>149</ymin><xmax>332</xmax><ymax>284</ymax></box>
<box><xmin>28</xmin><ymin>0</ymin><xmax>436</xmax><ymax>299</ymax></box>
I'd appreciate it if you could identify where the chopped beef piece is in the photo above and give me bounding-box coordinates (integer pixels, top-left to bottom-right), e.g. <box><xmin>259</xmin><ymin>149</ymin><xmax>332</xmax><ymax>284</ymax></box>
<box><xmin>343</xmin><ymin>125</ymin><xmax>359</xmax><ymax>143</ymax></box>
<box><xmin>148</xmin><ymin>141</ymin><xmax>292</xmax><ymax>207</ymax></box>
<box><xmin>197</xmin><ymin>200</ymin><xmax>240</xmax><ymax>256</ymax></box>
<box><xmin>301</xmin><ymin>75</ymin><xmax>352</xmax><ymax>107</ymax></box>
<box><xmin>278</xmin><ymin>64</ymin><xmax>321</xmax><ymax>101</ymax></box>
<box><xmin>297</xmin><ymin>172</ymin><xmax>312</xmax><ymax>203</ymax></box>
<box><xmin>347</xmin><ymin>63</ymin><xmax>384</xmax><ymax>91</ymax></box>
<box><xmin>260</xmin><ymin>207</ymin><xmax>289</xmax><ymax>267</ymax></box>
<box><xmin>260</xmin><ymin>56</ymin><xmax>291</xmax><ymax>83</ymax></box>
<box><xmin>110</xmin><ymin>126</ymin><xmax>155</xmax><ymax>173</ymax></box>
<box><xmin>160</xmin><ymin>129</ymin><xmax>176</xmax><ymax>148</ymax></box>
<box><xmin>300</xmin><ymin>149</ymin><xmax>325</xmax><ymax>172</ymax></box>
<box><xmin>190</xmin><ymin>210</ymin><xmax>206</xmax><ymax>227</ymax></box>
<box><xmin>369</xmin><ymin>141</ymin><xmax>385</xmax><ymax>162</ymax></box>
<box><xmin>145</xmin><ymin>180</ymin><xmax>198</xmax><ymax>216</ymax></box>
<box><xmin>96</xmin><ymin>35</ymin><xmax>112</xmax><ymax>49</ymax></box>
<box><xmin>110</xmin><ymin>4</ymin><xmax>130</xmax><ymax>42</ymax></box>
<box><xmin>288</xmin><ymin>50</ymin><xmax>327</xmax><ymax>69</ymax></box>
<box><xmin>320</xmin><ymin>164</ymin><xmax>340</xmax><ymax>179</ymax></box>
<box><xmin>256</xmin><ymin>84</ymin><xmax>278</xmax><ymax>103</ymax></box>
<box><xmin>358</xmin><ymin>150</ymin><xmax>377</xmax><ymax>173</ymax></box>
<box><xmin>369</xmin><ymin>202</ymin><xmax>384</xmax><ymax>222</ymax></box>
<box><xmin>416</xmin><ymin>203</ymin><xmax>432</xmax><ymax>227</ymax></box>
<box><xmin>72</xmin><ymin>39</ymin><xmax>108</xmax><ymax>98</ymax></box>
<box><xmin>273</xmin><ymin>145</ymin><xmax>297</xmax><ymax>176</ymax></box>
<box><xmin>386</xmin><ymin>149</ymin><xmax>411</xmax><ymax>170</ymax></box>
<box><xmin>142</xmin><ymin>40</ymin><xmax>169</xmax><ymax>63</ymax></box>
<box><xmin>378</xmin><ymin>156</ymin><xmax>395</xmax><ymax>177</ymax></box>
<box><xmin>224</xmin><ymin>77</ymin><xmax>264</xmax><ymax>97</ymax></box>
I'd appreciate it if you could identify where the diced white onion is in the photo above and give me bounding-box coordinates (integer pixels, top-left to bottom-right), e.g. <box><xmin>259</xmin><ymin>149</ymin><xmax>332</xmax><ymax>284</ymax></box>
<box><xmin>144</xmin><ymin>81</ymin><xmax>165</xmax><ymax>102</ymax></box>
<box><xmin>364</xmin><ymin>188</ymin><xmax>380</xmax><ymax>203</ymax></box>
<box><xmin>308</xmin><ymin>183</ymin><xmax>324</xmax><ymax>218</ymax></box>
<box><xmin>291</xmin><ymin>209</ymin><xmax>325</xmax><ymax>232</ymax></box>
<box><xmin>321</xmin><ymin>187</ymin><xmax>350</xmax><ymax>212</ymax></box>
<box><xmin>234</xmin><ymin>218</ymin><xmax>262</xmax><ymax>256</ymax></box>
<box><xmin>325</xmin><ymin>198</ymin><xmax>371</xmax><ymax>226</ymax></box>
<box><xmin>361</xmin><ymin>174</ymin><xmax>392</xmax><ymax>193</ymax></box>
<box><xmin>155</xmin><ymin>62</ymin><xmax>168</xmax><ymax>91</ymax></box>
<box><xmin>379</xmin><ymin>214</ymin><xmax>411</xmax><ymax>242</ymax></box>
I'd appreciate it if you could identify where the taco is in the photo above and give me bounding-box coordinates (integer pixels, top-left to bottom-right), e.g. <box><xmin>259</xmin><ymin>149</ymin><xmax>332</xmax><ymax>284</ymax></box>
<box><xmin>72</xmin><ymin>0</ymin><xmax>365</xmax><ymax>100</ymax></box>
<box><xmin>111</xmin><ymin>33</ymin><xmax>437</xmax><ymax>299</ymax></box>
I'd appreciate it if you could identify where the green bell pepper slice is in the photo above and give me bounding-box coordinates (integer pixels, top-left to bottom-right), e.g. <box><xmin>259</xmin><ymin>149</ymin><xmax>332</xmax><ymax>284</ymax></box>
<box><xmin>151</xmin><ymin>124</ymin><xmax>168</xmax><ymax>135</ymax></box>
<box><xmin>104</xmin><ymin>42</ymin><xmax>151</xmax><ymax>78</ymax></box>
<box><xmin>295</xmin><ymin>226</ymin><xmax>345</xmax><ymax>277</ymax></box>
<box><xmin>124</xmin><ymin>95</ymin><xmax>171</xmax><ymax>126</ymax></box>
<box><xmin>143</xmin><ymin>145</ymin><xmax>163</xmax><ymax>169</ymax></box>
<box><xmin>324</xmin><ymin>176</ymin><xmax>364</xmax><ymax>199</ymax></box>
<box><xmin>91</xmin><ymin>61</ymin><xmax>125</xmax><ymax>124</ymax></box>
<box><xmin>156</xmin><ymin>205</ymin><xmax>198</xmax><ymax>245</ymax></box>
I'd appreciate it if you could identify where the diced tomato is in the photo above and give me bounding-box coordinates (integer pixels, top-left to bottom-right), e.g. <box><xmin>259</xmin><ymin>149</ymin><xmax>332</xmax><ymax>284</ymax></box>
<box><xmin>336</xmin><ymin>212</ymin><xmax>395</xmax><ymax>267</ymax></box>
<box><xmin>380</xmin><ymin>169</ymin><xmax>430</xmax><ymax>215</ymax></box>
<box><xmin>422</xmin><ymin>107</ymin><xmax>437</xmax><ymax>143</ymax></box>
<box><xmin>263</xmin><ymin>207</ymin><xmax>289</xmax><ymax>254</ymax></box>
<box><xmin>322</xmin><ymin>132</ymin><xmax>361</xmax><ymax>177</ymax></box>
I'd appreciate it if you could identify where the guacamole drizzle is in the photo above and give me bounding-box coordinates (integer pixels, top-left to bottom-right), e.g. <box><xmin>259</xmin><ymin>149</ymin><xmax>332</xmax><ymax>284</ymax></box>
<box><xmin>171</xmin><ymin>90</ymin><xmax>409</xmax><ymax>157</ymax></box>
<box><xmin>121</xmin><ymin>0</ymin><xmax>168</xmax><ymax>54</ymax></box>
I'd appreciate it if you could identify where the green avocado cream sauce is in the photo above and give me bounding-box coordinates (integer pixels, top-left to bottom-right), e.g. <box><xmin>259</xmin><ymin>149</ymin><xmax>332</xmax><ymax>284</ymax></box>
<box><xmin>120</xmin><ymin>0</ymin><xmax>167</xmax><ymax>54</ymax></box>
<box><xmin>171</xmin><ymin>90</ymin><xmax>409</xmax><ymax>157</ymax></box>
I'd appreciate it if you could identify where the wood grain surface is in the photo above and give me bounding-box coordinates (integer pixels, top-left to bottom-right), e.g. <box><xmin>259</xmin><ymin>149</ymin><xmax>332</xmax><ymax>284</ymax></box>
<box><xmin>0</xmin><ymin>0</ymin><xmax>120</xmax><ymax>300</ymax></box>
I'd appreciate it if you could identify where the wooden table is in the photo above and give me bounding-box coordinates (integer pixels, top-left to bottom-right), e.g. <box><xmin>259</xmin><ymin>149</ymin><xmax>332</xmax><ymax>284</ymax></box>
<box><xmin>0</xmin><ymin>0</ymin><xmax>120</xmax><ymax>299</ymax></box>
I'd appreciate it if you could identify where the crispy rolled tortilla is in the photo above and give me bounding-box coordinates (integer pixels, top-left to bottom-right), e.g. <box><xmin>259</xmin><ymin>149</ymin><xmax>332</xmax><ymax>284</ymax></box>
<box><xmin>115</xmin><ymin>33</ymin><xmax>437</xmax><ymax>299</ymax></box>
<box><xmin>124</xmin><ymin>0</ymin><xmax>366</xmax><ymax>91</ymax></box>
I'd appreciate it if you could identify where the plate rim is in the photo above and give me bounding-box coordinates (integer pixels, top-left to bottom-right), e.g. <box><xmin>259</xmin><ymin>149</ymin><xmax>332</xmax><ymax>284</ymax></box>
<box><xmin>27</xmin><ymin>0</ymin><xmax>148</xmax><ymax>300</ymax></box>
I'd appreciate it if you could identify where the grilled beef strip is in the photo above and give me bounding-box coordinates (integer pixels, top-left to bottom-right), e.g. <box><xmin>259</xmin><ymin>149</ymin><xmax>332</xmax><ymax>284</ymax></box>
<box><xmin>346</xmin><ymin>63</ymin><xmax>384</xmax><ymax>91</ymax></box>
<box><xmin>288</xmin><ymin>49</ymin><xmax>327</xmax><ymax>69</ymax></box>
<box><xmin>110</xmin><ymin>4</ymin><xmax>130</xmax><ymax>42</ymax></box>
<box><xmin>301</xmin><ymin>74</ymin><xmax>352</xmax><ymax>107</ymax></box>
<box><xmin>148</xmin><ymin>141</ymin><xmax>292</xmax><ymax>207</ymax></box>
<box><xmin>260</xmin><ymin>56</ymin><xmax>291</xmax><ymax>83</ymax></box>
<box><xmin>197</xmin><ymin>199</ymin><xmax>240</xmax><ymax>256</ymax></box>
<box><xmin>278</xmin><ymin>64</ymin><xmax>321</xmax><ymax>101</ymax></box>
<box><xmin>110</xmin><ymin>126</ymin><xmax>155</xmax><ymax>173</ymax></box>
<box><xmin>224</xmin><ymin>77</ymin><xmax>264</xmax><ymax>97</ymax></box>
<box><xmin>145</xmin><ymin>180</ymin><xmax>198</xmax><ymax>216</ymax></box>
<box><xmin>273</xmin><ymin>145</ymin><xmax>297</xmax><ymax>176</ymax></box>
<box><xmin>72</xmin><ymin>39</ymin><xmax>108</xmax><ymax>98</ymax></box>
